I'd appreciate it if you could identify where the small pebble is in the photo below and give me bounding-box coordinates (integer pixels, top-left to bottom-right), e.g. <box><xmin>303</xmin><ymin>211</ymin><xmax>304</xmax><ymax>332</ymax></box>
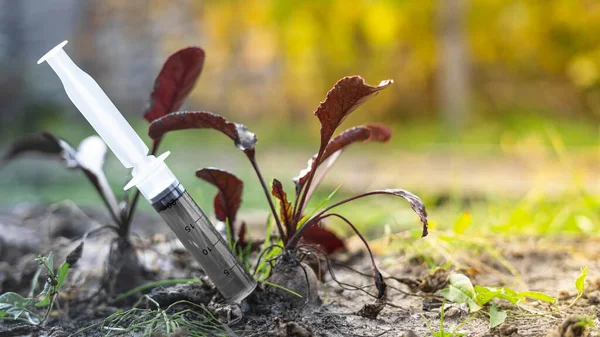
<box><xmin>444</xmin><ymin>306</ymin><xmax>462</xmax><ymax>318</ymax></box>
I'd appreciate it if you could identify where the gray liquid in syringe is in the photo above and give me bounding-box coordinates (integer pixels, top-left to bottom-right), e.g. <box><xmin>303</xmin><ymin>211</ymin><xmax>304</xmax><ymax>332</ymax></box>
<box><xmin>151</xmin><ymin>183</ymin><xmax>256</xmax><ymax>303</ymax></box>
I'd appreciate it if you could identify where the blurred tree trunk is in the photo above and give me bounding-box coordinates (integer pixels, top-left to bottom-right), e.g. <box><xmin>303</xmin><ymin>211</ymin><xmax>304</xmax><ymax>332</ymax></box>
<box><xmin>0</xmin><ymin>0</ymin><xmax>25</xmax><ymax>133</ymax></box>
<box><xmin>76</xmin><ymin>1</ymin><xmax>104</xmax><ymax>79</ymax></box>
<box><xmin>438</xmin><ymin>0</ymin><xmax>469</xmax><ymax>133</ymax></box>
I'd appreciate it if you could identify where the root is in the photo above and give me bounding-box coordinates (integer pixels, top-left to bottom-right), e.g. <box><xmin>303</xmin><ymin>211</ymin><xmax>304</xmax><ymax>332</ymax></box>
<box><xmin>308</xmin><ymin>213</ymin><xmax>387</xmax><ymax>298</ymax></box>
<box><xmin>299</xmin><ymin>244</ymin><xmax>418</xmax><ymax>310</ymax></box>
<box><xmin>296</xmin><ymin>260</ymin><xmax>311</xmax><ymax>311</ymax></box>
<box><xmin>104</xmin><ymin>237</ymin><xmax>145</xmax><ymax>296</ymax></box>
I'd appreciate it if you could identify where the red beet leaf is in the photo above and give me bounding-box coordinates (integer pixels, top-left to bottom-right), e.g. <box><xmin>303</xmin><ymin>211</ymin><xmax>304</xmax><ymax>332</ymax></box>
<box><xmin>148</xmin><ymin>111</ymin><xmax>257</xmax><ymax>158</ymax></box>
<box><xmin>315</xmin><ymin>77</ymin><xmax>393</xmax><ymax>153</ymax></box>
<box><xmin>1</xmin><ymin>132</ymin><xmax>64</xmax><ymax>164</ymax></box>
<box><xmin>271</xmin><ymin>179</ymin><xmax>293</xmax><ymax>237</ymax></box>
<box><xmin>149</xmin><ymin>111</ymin><xmax>285</xmax><ymax>241</ymax></box>
<box><xmin>293</xmin><ymin>77</ymin><xmax>392</xmax><ymax>217</ymax></box>
<box><xmin>237</xmin><ymin>221</ymin><xmax>247</xmax><ymax>245</ymax></box>
<box><xmin>321</xmin><ymin>123</ymin><xmax>391</xmax><ymax>160</ymax></box>
<box><xmin>1</xmin><ymin>132</ymin><xmax>120</xmax><ymax>225</ymax></box>
<box><xmin>196</xmin><ymin>168</ymin><xmax>243</xmax><ymax>242</ymax></box>
<box><xmin>300</xmin><ymin>223</ymin><xmax>346</xmax><ymax>254</ymax></box>
<box><xmin>294</xmin><ymin>123</ymin><xmax>392</xmax><ymax>192</ymax></box>
<box><xmin>143</xmin><ymin>47</ymin><xmax>205</xmax><ymax>123</ymax></box>
<box><xmin>288</xmin><ymin>188</ymin><xmax>429</xmax><ymax>251</ymax></box>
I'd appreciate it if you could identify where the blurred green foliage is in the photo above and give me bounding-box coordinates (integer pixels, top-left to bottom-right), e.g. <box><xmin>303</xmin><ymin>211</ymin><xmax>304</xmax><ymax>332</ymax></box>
<box><xmin>174</xmin><ymin>0</ymin><xmax>600</xmax><ymax>122</ymax></box>
<box><xmin>4</xmin><ymin>0</ymin><xmax>600</xmax><ymax>243</ymax></box>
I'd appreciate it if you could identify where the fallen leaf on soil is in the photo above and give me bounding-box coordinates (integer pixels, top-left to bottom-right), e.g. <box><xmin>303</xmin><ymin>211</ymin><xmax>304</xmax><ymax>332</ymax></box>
<box><xmin>546</xmin><ymin>316</ymin><xmax>591</xmax><ymax>337</ymax></box>
<box><xmin>419</xmin><ymin>268</ymin><xmax>450</xmax><ymax>293</ymax></box>
<box><xmin>356</xmin><ymin>294</ymin><xmax>387</xmax><ymax>319</ymax></box>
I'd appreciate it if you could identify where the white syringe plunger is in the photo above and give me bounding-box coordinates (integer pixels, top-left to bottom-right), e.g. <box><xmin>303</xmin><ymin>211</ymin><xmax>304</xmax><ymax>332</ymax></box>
<box><xmin>38</xmin><ymin>41</ymin><xmax>177</xmax><ymax>200</ymax></box>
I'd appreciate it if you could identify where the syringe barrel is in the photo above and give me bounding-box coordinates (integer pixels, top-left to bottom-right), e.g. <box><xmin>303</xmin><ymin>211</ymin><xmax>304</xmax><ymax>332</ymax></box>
<box><xmin>151</xmin><ymin>182</ymin><xmax>256</xmax><ymax>303</ymax></box>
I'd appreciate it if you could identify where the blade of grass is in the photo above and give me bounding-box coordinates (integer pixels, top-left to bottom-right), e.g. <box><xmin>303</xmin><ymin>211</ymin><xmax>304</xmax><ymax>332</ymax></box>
<box><xmin>257</xmin><ymin>280</ymin><xmax>303</xmax><ymax>298</ymax></box>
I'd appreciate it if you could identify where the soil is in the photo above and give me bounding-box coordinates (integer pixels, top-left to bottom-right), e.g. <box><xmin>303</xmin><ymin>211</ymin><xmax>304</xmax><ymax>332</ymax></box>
<box><xmin>1</xmin><ymin>204</ymin><xmax>600</xmax><ymax>337</ymax></box>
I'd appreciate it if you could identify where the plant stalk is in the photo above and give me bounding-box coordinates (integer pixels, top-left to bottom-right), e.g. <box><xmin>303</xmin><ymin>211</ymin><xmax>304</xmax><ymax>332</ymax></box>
<box><xmin>248</xmin><ymin>156</ymin><xmax>286</xmax><ymax>242</ymax></box>
<box><xmin>287</xmin><ymin>190</ymin><xmax>386</xmax><ymax>249</ymax></box>
<box><xmin>301</xmin><ymin>150</ymin><xmax>341</xmax><ymax>215</ymax></box>
<box><xmin>292</xmin><ymin>151</ymin><xmax>324</xmax><ymax>233</ymax></box>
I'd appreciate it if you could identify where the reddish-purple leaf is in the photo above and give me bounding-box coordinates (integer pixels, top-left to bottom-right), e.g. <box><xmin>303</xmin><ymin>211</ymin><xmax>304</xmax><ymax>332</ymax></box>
<box><xmin>321</xmin><ymin>123</ymin><xmax>391</xmax><ymax>160</ymax></box>
<box><xmin>1</xmin><ymin>132</ymin><xmax>120</xmax><ymax>223</ymax></box>
<box><xmin>238</xmin><ymin>221</ymin><xmax>247</xmax><ymax>244</ymax></box>
<box><xmin>196</xmin><ymin>168</ymin><xmax>243</xmax><ymax>230</ymax></box>
<box><xmin>301</xmin><ymin>223</ymin><xmax>346</xmax><ymax>254</ymax></box>
<box><xmin>382</xmin><ymin>189</ymin><xmax>429</xmax><ymax>237</ymax></box>
<box><xmin>143</xmin><ymin>47</ymin><xmax>205</xmax><ymax>123</ymax></box>
<box><xmin>148</xmin><ymin>111</ymin><xmax>257</xmax><ymax>157</ymax></box>
<box><xmin>315</xmin><ymin>76</ymin><xmax>392</xmax><ymax>152</ymax></box>
<box><xmin>294</xmin><ymin>123</ymin><xmax>392</xmax><ymax>188</ymax></box>
<box><xmin>149</xmin><ymin>112</ymin><xmax>283</xmax><ymax>242</ymax></box>
<box><xmin>1</xmin><ymin>132</ymin><xmax>75</xmax><ymax>167</ymax></box>
<box><xmin>271</xmin><ymin>179</ymin><xmax>293</xmax><ymax>234</ymax></box>
<box><xmin>288</xmin><ymin>189</ymin><xmax>428</xmax><ymax>250</ymax></box>
<box><xmin>293</xmin><ymin>77</ymin><xmax>392</xmax><ymax>193</ymax></box>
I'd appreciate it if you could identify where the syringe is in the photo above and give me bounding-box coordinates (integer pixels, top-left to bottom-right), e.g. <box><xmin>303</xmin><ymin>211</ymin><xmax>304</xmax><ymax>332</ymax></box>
<box><xmin>38</xmin><ymin>41</ymin><xmax>256</xmax><ymax>303</ymax></box>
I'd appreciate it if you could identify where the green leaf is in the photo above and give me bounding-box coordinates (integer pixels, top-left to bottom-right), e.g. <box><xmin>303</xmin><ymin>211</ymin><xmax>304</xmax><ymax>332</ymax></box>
<box><xmin>28</xmin><ymin>267</ymin><xmax>43</xmax><ymax>298</ymax></box>
<box><xmin>440</xmin><ymin>274</ymin><xmax>481</xmax><ymax>312</ymax></box>
<box><xmin>0</xmin><ymin>292</ymin><xmax>27</xmax><ymax>309</ymax></box>
<box><xmin>517</xmin><ymin>291</ymin><xmax>557</xmax><ymax>303</ymax></box>
<box><xmin>35</xmin><ymin>282</ymin><xmax>52</xmax><ymax>307</ymax></box>
<box><xmin>298</xmin><ymin>183</ymin><xmax>343</xmax><ymax>229</ymax></box>
<box><xmin>475</xmin><ymin>286</ymin><xmax>520</xmax><ymax>305</ymax></box>
<box><xmin>0</xmin><ymin>292</ymin><xmax>29</xmax><ymax>319</ymax></box>
<box><xmin>489</xmin><ymin>303</ymin><xmax>507</xmax><ymax>329</ymax></box>
<box><xmin>46</xmin><ymin>251</ymin><xmax>54</xmax><ymax>274</ymax></box>
<box><xmin>35</xmin><ymin>294</ymin><xmax>51</xmax><ymax>307</ymax></box>
<box><xmin>225</xmin><ymin>218</ymin><xmax>233</xmax><ymax>249</ymax></box>
<box><xmin>453</xmin><ymin>212</ymin><xmax>472</xmax><ymax>234</ymax></box>
<box><xmin>576</xmin><ymin>267</ymin><xmax>588</xmax><ymax>297</ymax></box>
<box><xmin>56</xmin><ymin>262</ymin><xmax>71</xmax><ymax>290</ymax></box>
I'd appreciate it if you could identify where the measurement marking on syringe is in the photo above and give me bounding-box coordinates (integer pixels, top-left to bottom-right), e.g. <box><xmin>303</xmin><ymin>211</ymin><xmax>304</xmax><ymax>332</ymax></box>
<box><xmin>184</xmin><ymin>216</ymin><xmax>209</xmax><ymax>232</ymax></box>
<box><xmin>194</xmin><ymin>216</ymin><xmax>207</xmax><ymax>224</ymax></box>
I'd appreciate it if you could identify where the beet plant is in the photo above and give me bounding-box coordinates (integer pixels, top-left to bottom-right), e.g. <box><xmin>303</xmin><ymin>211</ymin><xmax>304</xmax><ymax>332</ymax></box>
<box><xmin>147</xmin><ymin>75</ymin><xmax>429</xmax><ymax>311</ymax></box>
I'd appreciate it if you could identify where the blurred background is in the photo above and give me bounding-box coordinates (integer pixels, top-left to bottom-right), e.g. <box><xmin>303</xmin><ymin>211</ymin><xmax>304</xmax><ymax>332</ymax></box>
<box><xmin>2</xmin><ymin>0</ymin><xmax>600</xmax><ymax>238</ymax></box>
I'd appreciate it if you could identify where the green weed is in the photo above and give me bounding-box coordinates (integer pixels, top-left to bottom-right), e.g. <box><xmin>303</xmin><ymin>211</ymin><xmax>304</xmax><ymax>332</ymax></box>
<box><xmin>0</xmin><ymin>246</ymin><xmax>81</xmax><ymax>325</ymax></box>
<box><xmin>440</xmin><ymin>267</ymin><xmax>588</xmax><ymax>332</ymax></box>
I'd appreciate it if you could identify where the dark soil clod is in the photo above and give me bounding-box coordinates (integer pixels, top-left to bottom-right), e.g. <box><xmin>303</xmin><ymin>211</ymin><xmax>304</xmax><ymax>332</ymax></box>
<box><xmin>149</xmin><ymin>282</ymin><xmax>216</xmax><ymax>308</ymax></box>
